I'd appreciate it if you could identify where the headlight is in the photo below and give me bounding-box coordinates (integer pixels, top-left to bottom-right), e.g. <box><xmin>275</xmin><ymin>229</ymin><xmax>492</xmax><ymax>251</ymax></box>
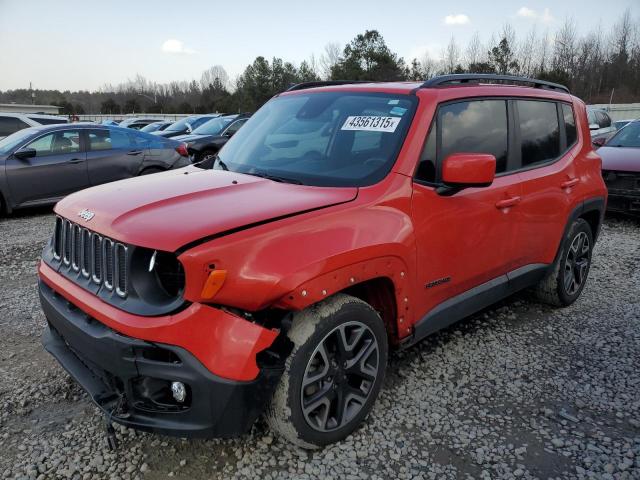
<box><xmin>130</xmin><ymin>248</ymin><xmax>185</xmax><ymax>306</ymax></box>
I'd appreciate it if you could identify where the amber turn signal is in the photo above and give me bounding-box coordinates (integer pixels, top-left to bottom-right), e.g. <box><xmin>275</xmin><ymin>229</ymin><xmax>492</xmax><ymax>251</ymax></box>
<box><xmin>201</xmin><ymin>270</ymin><xmax>227</xmax><ymax>299</ymax></box>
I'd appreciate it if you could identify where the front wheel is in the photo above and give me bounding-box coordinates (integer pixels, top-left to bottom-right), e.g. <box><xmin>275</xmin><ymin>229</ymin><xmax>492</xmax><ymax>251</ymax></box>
<box><xmin>533</xmin><ymin>218</ymin><xmax>594</xmax><ymax>307</ymax></box>
<box><xmin>265</xmin><ymin>294</ymin><xmax>388</xmax><ymax>448</ymax></box>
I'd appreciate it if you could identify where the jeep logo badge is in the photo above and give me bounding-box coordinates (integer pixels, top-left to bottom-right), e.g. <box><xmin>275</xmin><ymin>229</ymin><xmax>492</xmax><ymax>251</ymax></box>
<box><xmin>78</xmin><ymin>209</ymin><xmax>95</xmax><ymax>221</ymax></box>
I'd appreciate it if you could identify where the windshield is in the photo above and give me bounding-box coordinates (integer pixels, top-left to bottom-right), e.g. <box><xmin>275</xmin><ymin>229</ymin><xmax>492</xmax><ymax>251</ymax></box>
<box><xmin>166</xmin><ymin>116</ymin><xmax>215</xmax><ymax>132</ymax></box>
<box><xmin>192</xmin><ymin>116</ymin><xmax>236</xmax><ymax>136</ymax></box>
<box><xmin>141</xmin><ymin>122</ymin><xmax>164</xmax><ymax>132</ymax></box>
<box><xmin>607</xmin><ymin>122</ymin><xmax>640</xmax><ymax>147</ymax></box>
<box><xmin>214</xmin><ymin>92</ymin><xmax>416</xmax><ymax>187</ymax></box>
<box><xmin>0</xmin><ymin>128</ymin><xmax>36</xmax><ymax>154</ymax></box>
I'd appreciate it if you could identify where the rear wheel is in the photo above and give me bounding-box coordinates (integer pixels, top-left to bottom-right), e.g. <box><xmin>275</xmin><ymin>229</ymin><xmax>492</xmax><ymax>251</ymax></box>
<box><xmin>265</xmin><ymin>294</ymin><xmax>388</xmax><ymax>448</ymax></box>
<box><xmin>533</xmin><ymin>218</ymin><xmax>593</xmax><ymax>307</ymax></box>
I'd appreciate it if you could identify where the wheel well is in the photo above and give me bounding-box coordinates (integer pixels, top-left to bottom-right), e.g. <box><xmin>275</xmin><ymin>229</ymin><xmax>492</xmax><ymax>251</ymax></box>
<box><xmin>580</xmin><ymin>209</ymin><xmax>601</xmax><ymax>240</ymax></box>
<box><xmin>343</xmin><ymin>277</ymin><xmax>398</xmax><ymax>346</ymax></box>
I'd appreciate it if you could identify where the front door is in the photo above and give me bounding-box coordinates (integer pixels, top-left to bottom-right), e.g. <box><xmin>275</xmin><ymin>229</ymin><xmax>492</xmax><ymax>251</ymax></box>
<box><xmin>6</xmin><ymin>129</ymin><xmax>88</xmax><ymax>206</ymax></box>
<box><xmin>411</xmin><ymin>98</ymin><xmax>523</xmax><ymax>324</ymax></box>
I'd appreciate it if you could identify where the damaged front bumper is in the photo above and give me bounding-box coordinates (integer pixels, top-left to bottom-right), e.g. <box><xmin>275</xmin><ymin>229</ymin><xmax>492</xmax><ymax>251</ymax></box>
<box><xmin>39</xmin><ymin>264</ymin><xmax>285</xmax><ymax>438</ymax></box>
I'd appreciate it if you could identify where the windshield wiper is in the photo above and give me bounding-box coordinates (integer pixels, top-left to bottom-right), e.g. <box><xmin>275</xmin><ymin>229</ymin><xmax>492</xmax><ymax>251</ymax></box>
<box><xmin>247</xmin><ymin>170</ymin><xmax>304</xmax><ymax>185</ymax></box>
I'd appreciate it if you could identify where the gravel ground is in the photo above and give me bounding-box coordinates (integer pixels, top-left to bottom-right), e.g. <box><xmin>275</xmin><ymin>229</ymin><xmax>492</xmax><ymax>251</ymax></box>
<box><xmin>0</xmin><ymin>208</ymin><xmax>639</xmax><ymax>480</ymax></box>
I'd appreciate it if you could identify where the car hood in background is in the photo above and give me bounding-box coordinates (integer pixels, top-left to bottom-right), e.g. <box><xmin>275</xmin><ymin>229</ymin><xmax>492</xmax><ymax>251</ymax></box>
<box><xmin>54</xmin><ymin>167</ymin><xmax>358</xmax><ymax>251</ymax></box>
<box><xmin>599</xmin><ymin>146</ymin><xmax>640</xmax><ymax>172</ymax></box>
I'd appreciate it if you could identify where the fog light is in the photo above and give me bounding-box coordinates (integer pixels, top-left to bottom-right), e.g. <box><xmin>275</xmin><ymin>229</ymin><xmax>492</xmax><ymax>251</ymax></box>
<box><xmin>171</xmin><ymin>381</ymin><xmax>187</xmax><ymax>403</ymax></box>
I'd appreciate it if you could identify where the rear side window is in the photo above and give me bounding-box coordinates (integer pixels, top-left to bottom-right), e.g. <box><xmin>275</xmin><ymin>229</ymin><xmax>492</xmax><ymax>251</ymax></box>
<box><xmin>562</xmin><ymin>104</ymin><xmax>577</xmax><ymax>147</ymax></box>
<box><xmin>88</xmin><ymin>129</ymin><xmax>131</xmax><ymax>151</ymax></box>
<box><xmin>517</xmin><ymin>100</ymin><xmax>560</xmax><ymax>167</ymax></box>
<box><xmin>597</xmin><ymin>111</ymin><xmax>611</xmax><ymax>128</ymax></box>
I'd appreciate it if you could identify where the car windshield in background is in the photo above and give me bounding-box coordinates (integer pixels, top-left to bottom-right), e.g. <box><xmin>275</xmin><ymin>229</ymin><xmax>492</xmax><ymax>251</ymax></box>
<box><xmin>141</xmin><ymin>122</ymin><xmax>166</xmax><ymax>132</ymax></box>
<box><xmin>214</xmin><ymin>92</ymin><xmax>416</xmax><ymax>187</ymax></box>
<box><xmin>192</xmin><ymin>117</ymin><xmax>235</xmax><ymax>135</ymax></box>
<box><xmin>0</xmin><ymin>128</ymin><xmax>36</xmax><ymax>154</ymax></box>
<box><xmin>607</xmin><ymin>122</ymin><xmax>640</xmax><ymax>147</ymax></box>
<box><xmin>165</xmin><ymin>117</ymin><xmax>196</xmax><ymax>132</ymax></box>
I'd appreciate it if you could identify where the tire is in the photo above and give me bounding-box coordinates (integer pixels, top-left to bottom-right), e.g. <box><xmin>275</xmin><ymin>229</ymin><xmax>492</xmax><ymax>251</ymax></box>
<box><xmin>138</xmin><ymin>167</ymin><xmax>165</xmax><ymax>176</ymax></box>
<box><xmin>533</xmin><ymin>218</ymin><xmax>593</xmax><ymax>307</ymax></box>
<box><xmin>265</xmin><ymin>294</ymin><xmax>388</xmax><ymax>448</ymax></box>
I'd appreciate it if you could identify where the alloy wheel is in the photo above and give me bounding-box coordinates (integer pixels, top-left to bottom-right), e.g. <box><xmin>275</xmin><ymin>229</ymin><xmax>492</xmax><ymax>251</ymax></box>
<box><xmin>300</xmin><ymin>321</ymin><xmax>379</xmax><ymax>432</ymax></box>
<box><xmin>564</xmin><ymin>231</ymin><xmax>590</xmax><ymax>295</ymax></box>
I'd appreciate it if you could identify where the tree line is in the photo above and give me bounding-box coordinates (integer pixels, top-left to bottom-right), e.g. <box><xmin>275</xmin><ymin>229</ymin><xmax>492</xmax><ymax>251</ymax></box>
<box><xmin>1</xmin><ymin>9</ymin><xmax>638</xmax><ymax>115</ymax></box>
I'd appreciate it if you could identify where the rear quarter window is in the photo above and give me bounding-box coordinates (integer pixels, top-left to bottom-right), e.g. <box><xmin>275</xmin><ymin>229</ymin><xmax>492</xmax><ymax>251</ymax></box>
<box><xmin>517</xmin><ymin>100</ymin><xmax>560</xmax><ymax>167</ymax></box>
<box><xmin>562</xmin><ymin>104</ymin><xmax>577</xmax><ymax>147</ymax></box>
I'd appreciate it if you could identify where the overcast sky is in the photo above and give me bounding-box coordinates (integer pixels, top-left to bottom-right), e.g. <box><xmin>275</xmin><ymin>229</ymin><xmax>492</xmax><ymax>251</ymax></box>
<box><xmin>0</xmin><ymin>0</ymin><xmax>636</xmax><ymax>91</ymax></box>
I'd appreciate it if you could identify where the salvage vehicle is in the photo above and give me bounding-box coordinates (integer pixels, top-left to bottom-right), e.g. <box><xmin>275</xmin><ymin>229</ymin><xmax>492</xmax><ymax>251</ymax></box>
<box><xmin>0</xmin><ymin>124</ymin><xmax>190</xmax><ymax>213</ymax></box>
<box><xmin>39</xmin><ymin>75</ymin><xmax>607</xmax><ymax>448</ymax></box>
<box><xmin>173</xmin><ymin>113</ymin><xmax>251</xmax><ymax>163</ymax></box>
<box><xmin>598</xmin><ymin>119</ymin><xmax>640</xmax><ymax>215</ymax></box>
<box><xmin>140</xmin><ymin>121</ymin><xmax>173</xmax><ymax>133</ymax></box>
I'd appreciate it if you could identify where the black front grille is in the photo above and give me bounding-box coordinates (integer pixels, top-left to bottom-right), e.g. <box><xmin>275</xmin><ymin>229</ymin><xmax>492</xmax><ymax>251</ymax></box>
<box><xmin>53</xmin><ymin>216</ymin><xmax>128</xmax><ymax>298</ymax></box>
<box><xmin>603</xmin><ymin>170</ymin><xmax>640</xmax><ymax>192</ymax></box>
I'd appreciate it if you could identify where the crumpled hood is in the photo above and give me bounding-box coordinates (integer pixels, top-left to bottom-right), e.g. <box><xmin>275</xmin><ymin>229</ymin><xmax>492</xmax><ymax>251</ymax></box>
<box><xmin>599</xmin><ymin>146</ymin><xmax>640</xmax><ymax>172</ymax></box>
<box><xmin>55</xmin><ymin>167</ymin><xmax>358</xmax><ymax>251</ymax></box>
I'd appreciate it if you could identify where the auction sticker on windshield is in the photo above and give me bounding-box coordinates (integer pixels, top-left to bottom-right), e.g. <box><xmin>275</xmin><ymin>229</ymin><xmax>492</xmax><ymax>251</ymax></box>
<box><xmin>341</xmin><ymin>116</ymin><xmax>401</xmax><ymax>133</ymax></box>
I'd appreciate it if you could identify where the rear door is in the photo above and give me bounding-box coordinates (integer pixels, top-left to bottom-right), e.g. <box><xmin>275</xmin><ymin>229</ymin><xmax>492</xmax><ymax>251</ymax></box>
<box><xmin>514</xmin><ymin>100</ymin><xmax>577</xmax><ymax>267</ymax></box>
<box><xmin>85</xmin><ymin>128</ymin><xmax>142</xmax><ymax>185</ymax></box>
<box><xmin>411</xmin><ymin>99</ymin><xmax>523</xmax><ymax>320</ymax></box>
<box><xmin>6</xmin><ymin>128</ymin><xmax>88</xmax><ymax>205</ymax></box>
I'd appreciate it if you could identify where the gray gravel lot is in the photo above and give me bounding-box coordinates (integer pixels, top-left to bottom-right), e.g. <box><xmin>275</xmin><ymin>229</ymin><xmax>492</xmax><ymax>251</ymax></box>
<box><xmin>0</xmin><ymin>208</ymin><xmax>639</xmax><ymax>480</ymax></box>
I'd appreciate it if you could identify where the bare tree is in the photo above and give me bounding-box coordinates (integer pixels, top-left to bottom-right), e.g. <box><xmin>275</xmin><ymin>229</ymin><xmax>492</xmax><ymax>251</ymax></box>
<box><xmin>465</xmin><ymin>32</ymin><xmax>483</xmax><ymax>68</ymax></box>
<box><xmin>319</xmin><ymin>42</ymin><xmax>341</xmax><ymax>79</ymax></box>
<box><xmin>200</xmin><ymin>65</ymin><xmax>230</xmax><ymax>90</ymax></box>
<box><xmin>442</xmin><ymin>37</ymin><xmax>461</xmax><ymax>73</ymax></box>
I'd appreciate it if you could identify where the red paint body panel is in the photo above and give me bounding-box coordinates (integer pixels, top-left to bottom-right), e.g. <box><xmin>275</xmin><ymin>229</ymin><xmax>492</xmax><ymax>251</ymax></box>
<box><xmin>54</xmin><ymin>167</ymin><xmax>357</xmax><ymax>251</ymax></box>
<box><xmin>39</xmin><ymin>261</ymin><xmax>277</xmax><ymax>381</ymax></box>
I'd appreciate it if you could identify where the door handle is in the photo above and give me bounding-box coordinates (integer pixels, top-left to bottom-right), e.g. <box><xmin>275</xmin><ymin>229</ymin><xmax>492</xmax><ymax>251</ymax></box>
<box><xmin>495</xmin><ymin>196</ymin><xmax>521</xmax><ymax>209</ymax></box>
<box><xmin>561</xmin><ymin>178</ymin><xmax>579</xmax><ymax>189</ymax></box>
<box><xmin>127</xmin><ymin>150</ymin><xmax>143</xmax><ymax>156</ymax></box>
<box><xmin>68</xmin><ymin>158</ymin><xmax>83</xmax><ymax>164</ymax></box>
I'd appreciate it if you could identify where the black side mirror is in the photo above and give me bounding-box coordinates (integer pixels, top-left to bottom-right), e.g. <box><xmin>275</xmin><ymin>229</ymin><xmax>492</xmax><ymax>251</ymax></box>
<box><xmin>14</xmin><ymin>147</ymin><xmax>36</xmax><ymax>160</ymax></box>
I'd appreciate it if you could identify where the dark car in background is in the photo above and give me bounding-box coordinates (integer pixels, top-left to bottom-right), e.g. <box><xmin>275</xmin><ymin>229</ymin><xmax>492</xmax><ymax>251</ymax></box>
<box><xmin>141</xmin><ymin>121</ymin><xmax>173</xmax><ymax>133</ymax></box>
<box><xmin>0</xmin><ymin>124</ymin><xmax>190</xmax><ymax>214</ymax></box>
<box><xmin>118</xmin><ymin>117</ymin><xmax>163</xmax><ymax>130</ymax></box>
<box><xmin>173</xmin><ymin>113</ymin><xmax>250</xmax><ymax>162</ymax></box>
<box><xmin>152</xmin><ymin>114</ymin><xmax>222</xmax><ymax>138</ymax></box>
<box><xmin>587</xmin><ymin>107</ymin><xmax>616</xmax><ymax>141</ymax></box>
<box><xmin>599</xmin><ymin>120</ymin><xmax>640</xmax><ymax>216</ymax></box>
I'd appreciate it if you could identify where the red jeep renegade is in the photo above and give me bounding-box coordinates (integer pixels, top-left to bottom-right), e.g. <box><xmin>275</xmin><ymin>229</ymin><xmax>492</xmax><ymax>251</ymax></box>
<box><xmin>39</xmin><ymin>75</ymin><xmax>607</xmax><ymax>448</ymax></box>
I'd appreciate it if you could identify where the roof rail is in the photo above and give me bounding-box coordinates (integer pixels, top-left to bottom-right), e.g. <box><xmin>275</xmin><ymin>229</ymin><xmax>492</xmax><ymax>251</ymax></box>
<box><xmin>286</xmin><ymin>80</ymin><xmax>373</xmax><ymax>92</ymax></box>
<box><xmin>420</xmin><ymin>74</ymin><xmax>570</xmax><ymax>94</ymax></box>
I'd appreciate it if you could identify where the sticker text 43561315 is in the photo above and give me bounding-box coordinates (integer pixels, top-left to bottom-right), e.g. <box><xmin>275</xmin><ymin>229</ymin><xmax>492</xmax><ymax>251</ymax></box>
<box><xmin>341</xmin><ymin>116</ymin><xmax>401</xmax><ymax>133</ymax></box>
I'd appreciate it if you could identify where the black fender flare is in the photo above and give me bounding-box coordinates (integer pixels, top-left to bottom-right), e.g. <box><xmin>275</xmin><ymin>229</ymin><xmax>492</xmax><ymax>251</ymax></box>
<box><xmin>553</xmin><ymin>196</ymin><xmax>606</xmax><ymax>265</ymax></box>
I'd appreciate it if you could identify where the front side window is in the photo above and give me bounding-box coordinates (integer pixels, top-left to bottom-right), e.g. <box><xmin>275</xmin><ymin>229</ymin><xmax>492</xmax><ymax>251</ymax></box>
<box><xmin>518</xmin><ymin>100</ymin><xmax>560</xmax><ymax>167</ymax></box>
<box><xmin>562</xmin><ymin>104</ymin><xmax>577</xmax><ymax>147</ymax></box>
<box><xmin>214</xmin><ymin>92</ymin><xmax>416</xmax><ymax>187</ymax></box>
<box><xmin>440</xmin><ymin>100</ymin><xmax>508</xmax><ymax>173</ymax></box>
<box><xmin>27</xmin><ymin>130</ymin><xmax>81</xmax><ymax>156</ymax></box>
<box><xmin>224</xmin><ymin>119</ymin><xmax>247</xmax><ymax>136</ymax></box>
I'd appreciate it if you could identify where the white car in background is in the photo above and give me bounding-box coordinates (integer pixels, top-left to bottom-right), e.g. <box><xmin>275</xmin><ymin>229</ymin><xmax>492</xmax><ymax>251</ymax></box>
<box><xmin>0</xmin><ymin>113</ymin><xmax>68</xmax><ymax>140</ymax></box>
